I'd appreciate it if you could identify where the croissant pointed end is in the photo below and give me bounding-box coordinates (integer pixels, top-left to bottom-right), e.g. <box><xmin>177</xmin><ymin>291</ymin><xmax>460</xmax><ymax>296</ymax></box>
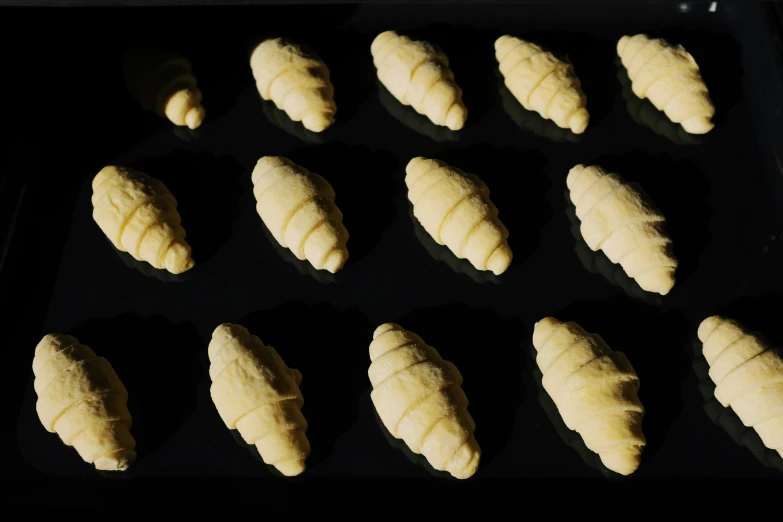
<box><xmin>302</xmin><ymin>112</ymin><xmax>335</xmax><ymax>133</ymax></box>
<box><xmin>322</xmin><ymin>249</ymin><xmax>348</xmax><ymax>273</ymax></box>
<box><xmin>486</xmin><ymin>244</ymin><xmax>512</xmax><ymax>275</ymax></box>
<box><xmin>274</xmin><ymin>458</ymin><xmax>306</xmax><ymax>477</ymax></box>
<box><xmin>164</xmin><ymin>242</ymin><xmax>194</xmax><ymax>274</ymax></box>
<box><xmin>494</xmin><ymin>35</ymin><xmax>512</xmax><ymax>52</ymax></box>
<box><xmin>635</xmin><ymin>268</ymin><xmax>676</xmax><ymax>295</ymax></box>
<box><xmin>698</xmin><ymin>316</ymin><xmax>723</xmax><ymax>342</ymax></box>
<box><xmin>532</xmin><ymin>317</ymin><xmax>561</xmax><ymax>349</ymax></box>
<box><xmin>448</xmin><ymin>443</ymin><xmax>480</xmax><ymax>479</ymax></box>
<box><xmin>445</xmin><ymin>104</ymin><xmax>467</xmax><ymax>131</ymax></box>
<box><xmin>94</xmin><ymin>450</ymin><xmax>137</xmax><ymax>471</ymax></box>
<box><xmin>569</xmin><ymin>109</ymin><xmax>589</xmax><ymax>134</ymax></box>
<box><xmin>185</xmin><ymin>106</ymin><xmax>205</xmax><ymax>129</ymax></box>
<box><xmin>600</xmin><ymin>447</ymin><xmax>642</xmax><ymax>476</ymax></box>
<box><xmin>681</xmin><ymin>115</ymin><xmax>714</xmax><ymax>134</ymax></box>
<box><xmin>617</xmin><ymin>35</ymin><xmax>631</xmax><ymax>56</ymax></box>
<box><xmin>373</xmin><ymin>323</ymin><xmax>401</xmax><ymax>339</ymax></box>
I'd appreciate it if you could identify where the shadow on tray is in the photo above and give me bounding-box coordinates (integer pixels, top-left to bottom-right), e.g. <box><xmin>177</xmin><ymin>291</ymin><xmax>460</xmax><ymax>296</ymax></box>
<box><xmin>377</xmin><ymin>80</ymin><xmax>461</xmax><ymax>143</ymax></box>
<box><xmin>239</xmin><ymin>302</ymin><xmax>370</xmax><ymax>468</ymax></box>
<box><xmin>69</xmin><ymin>313</ymin><xmax>203</xmax><ymax>464</ymax></box>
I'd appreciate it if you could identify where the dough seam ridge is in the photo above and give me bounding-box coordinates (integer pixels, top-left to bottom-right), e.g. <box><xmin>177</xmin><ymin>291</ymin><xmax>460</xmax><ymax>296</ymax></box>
<box><xmin>103</xmin><ymin>190</ymin><xmax>159</xmax><ymax>248</ymax></box>
<box><xmin>270</xmin><ymin>186</ymin><xmax>320</xmax><ymax>246</ymax></box>
<box><xmin>264</xmin><ymin>65</ymin><xmax>295</xmax><ymax>102</ymax></box>
<box><xmin>590</xmin><ymin>213</ymin><xmax>666</xmax><ymax>252</ymax></box>
<box><xmin>535</xmin><ymin>322</ymin><xmax>568</xmax><ymax>356</ymax></box>
<box><xmin>372</xmin><ymin>341</ymin><xmax>419</xmax><ymax>363</ymax></box>
<box><xmin>705</xmin><ymin>332</ymin><xmax>750</xmax><ymax>366</ymax></box>
<box><xmin>404</xmin><ymin>57</ymin><xmax>440</xmax><ymax>102</ymax></box>
<box><xmin>391</xmin><ymin>375</ymin><xmax>457</xmax><ymax>436</ymax></box>
<box><xmin>316</xmin><ymin>241</ymin><xmax>344</xmax><ymax>269</ymax></box>
<box><xmin>129</xmin><ymin>209</ymin><xmax>165</xmax><ymax>259</ymax></box>
<box><xmin>480</xmin><ymin>237</ymin><xmax>508</xmax><ymax>270</ymax></box>
<box><xmin>209</xmin><ymin>336</ymin><xmax>248</xmax><ymax>374</ymax></box>
<box><xmin>540</xmin><ymin>333</ymin><xmax>590</xmax><ymax>374</ymax></box>
<box><xmin>39</xmin><ymin>355</ymin><xmax>104</xmax><ymax>398</ymax></box>
<box><xmin>546</xmin><ymin>345</ymin><xmax>606</xmax><ymax>390</ymax></box>
<box><xmin>621</xmin><ymin>248</ymin><xmax>677</xmax><ymax>278</ymax></box>
<box><xmin>287</xmin><ymin>197</ymin><xmax>330</xmax><ymax>257</ymax></box>
<box><xmin>629</xmin><ymin>44</ymin><xmax>670</xmax><ymax>90</ymax></box>
<box><xmin>497</xmin><ymin>40</ymin><xmax>528</xmax><ymax>64</ymax></box>
<box><xmin>457</xmin><ymin>209</ymin><xmax>498</xmax><ymax>260</ymax></box>
<box><xmin>415</xmin><ymin>170</ymin><xmax>459</xmax><ymax>209</ymax></box>
<box><xmin>374</xmin><ymin>38</ymin><xmax>406</xmax><ymax>67</ymax></box>
<box><xmin>567</xmin><ymin>397</ymin><xmax>642</xmax><ymax>431</ymax></box>
<box><xmin>523</xmin><ymin>62</ymin><xmax>566</xmax><ymax>107</ymax></box>
<box><xmin>577</xmin><ymin>179</ymin><xmax>627</xmax><ymax>223</ymax></box>
<box><xmin>541</xmin><ymin>83</ymin><xmax>567</xmax><ymax>121</ymax></box>
<box><xmin>717</xmin><ymin>348</ymin><xmax>776</xmax><ymax>388</ymax></box>
<box><xmin>249</xmin><ymin>403</ymin><xmax>305</xmax><ymax>445</ymax></box>
<box><xmin>35</xmin><ymin>339</ymin><xmax>82</xmax><ymax>374</ymax></box>
<box><xmin>413</xmin><ymin>411</ymin><xmax>453</xmax><ymax>454</ymax></box>
<box><xmin>228</xmin><ymin>388</ymin><xmax>301</xmax><ymax>430</ymax></box>
<box><xmin>444</xmin><ymin>432</ymin><xmax>472</xmax><ymax>473</ymax></box>
<box><xmin>93</xmin><ymin>175</ymin><xmax>127</xmax><ymax>201</ymax></box>
<box><xmin>662</xmin><ymin>83</ymin><xmax>711</xmax><ymax>122</ymax></box>
<box><xmin>572</xmin><ymin>168</ymin><xmax>613</xmax><ymax>209</ymax></box>
<box><xmin>408</xmin><ymin>164</ymin><xmax>447</xmax><ymax>199</ymax></box>
<box><xmin>437</xmin><ymin>190</ymin><xmax>480</xmax><ymax>245</ymax></box>
<box><xmin>613</xmin><ymin>234</ymin><xmax>671</xmax><ymax>265</ymax></box>
<box><xmin>377</xmin><ymin>357</ymin><xmax>445</xmax><ymax>389</ymax></box>
<box><xmin>637</xmin><ymin>62</ymin><xmax>693</xmax><ymax>99</ymax></box>
<box><xmin>625</xmin><ymin>37</ymin><xmax>660</xmax><ymax>75</ymax></box>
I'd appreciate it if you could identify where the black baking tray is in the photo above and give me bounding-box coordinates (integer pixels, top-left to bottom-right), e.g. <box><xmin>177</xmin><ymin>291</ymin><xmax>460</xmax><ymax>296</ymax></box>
<box><xmin>3</xmin><ymin>1</ymin><xmax>783</xmax><ymax>517</ymax></box>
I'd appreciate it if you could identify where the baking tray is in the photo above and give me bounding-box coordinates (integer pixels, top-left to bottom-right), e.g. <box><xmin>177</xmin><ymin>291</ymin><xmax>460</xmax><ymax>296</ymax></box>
<box><xmin>3</xmin><ymin>1</ymin><xmax>783</xmax><ymax>516</ymax></box>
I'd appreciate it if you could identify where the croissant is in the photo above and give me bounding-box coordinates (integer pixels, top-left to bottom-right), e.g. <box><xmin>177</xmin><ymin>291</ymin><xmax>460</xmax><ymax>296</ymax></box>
<box><xmin>92</xmin><ymin>166</ymin><xmax>194</xmax><ymax>274</ymax></box>
<box><xmin>617</xmin><ymin>34</ymin><xmax>714</xmax><ymax>134</ymax></box>
<box><xmin>122</xmin><ymin>42</ymin><xmax>205</xmax><ymax>129</ymax></box>
<box><xmin>406</xmin><ymin>157</ymin><xmax>512</xmax><ymax>275</ymax></box>
<box><xmin>495</xmin><ymin>35</ymin><xmax>589</xmax><ymax>134</ymax></box>
<box><xmin>208</xmin><ymin>323</ymin><xmax>310</xmax><ymax>476</ymax></box>
<box><xmin>532</xmin><ymin>317</ymin><xmax>646</xmax><ymax>475</ymax></box>
<box><xmin>698</xmin><ymin>316</ymin><xmax>783</xmax><ymax>459</ymax></box>
<box><xmin>369</xmin><ymin>323</ymin><xmax>480</xmax><ymax>479</ymax></box>
<box><xmin>567</xmin><ymin>163</ymin><xmax>676</xmax><ymax>295</ymax></box>
<box><xmin>251</xmin><ymin>156</ymin><xmax>349</xmax><ymax>273</ymax></box>
<box><xmin>250</xmin><ymin>38</ymin><xmax>336</xmax><ymax>133</ymax></box>
<box><xmin>371</xmin><ymin>31</ymin><xmax>467</xmax><ymax>130</ymax></box>
<box><xmin>33</xmin><ymin>334</ymin><xmax>136</xmax><ymax>471</ymax></box>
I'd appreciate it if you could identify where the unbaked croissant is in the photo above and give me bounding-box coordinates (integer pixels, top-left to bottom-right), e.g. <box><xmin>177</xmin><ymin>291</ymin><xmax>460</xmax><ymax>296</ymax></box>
<box><xmin>406</xmin><ymin>157</ymin><xmax>512</xmax><ymax>275</ymax></box>
<box><xmin>369</xmin><ymin>323</ymin><xmax>480</xmax><ymax>479</ymax></box>
<box><xmin>92</xmin><ymin>166</ymin><xmax>194</xmax><ymax>274</ymax></box>
<box><xmin>567</xmin><ymin>164</ymin><xmax>676</xmax><ymax>295</ymax></box>
<box><xmin>33</xmin><ymin>334</ymin><xmax>136</xmax><ymax>471</ymax></box>
<box><xmin>698</xmin><ymin>316</ymin><xmax>783</xmax><ymax>459</ymax></box>
<box><xmin>209</xmin><ymin>323</ymin><xmax>310</xmax><ymax>476</ymax></box>
<box><xmin>250</xmin><ymin>38</ymin><xmax>336</xmax><ymax>133</ymax></box>
<box><xmin>617</xmin><ymin>34</ymin><xmax>715</xmax><ymax>134</ymax></box>
<box><xmin>495</xmin><ymin>35</ymin><xmax>589</xmax><ymax>134</ymax></box>
<box><xmin>371</xmin><ymin>31</ymin><xmax>467</xmax><ymax>130</ymax></box>
<box><xmin>532</xmin><ymin>317</ymin><xmax>646</xmax><ymax>475</ymax></box>
<box><xmin>122</xmin><ymin>41</ymin><xmax>205</xmax><ymax>129</ymax></box>
<box><xmin>251</xmin><ymin>156</ymin><xmax>349</xmax><ymax>273</ymax></box>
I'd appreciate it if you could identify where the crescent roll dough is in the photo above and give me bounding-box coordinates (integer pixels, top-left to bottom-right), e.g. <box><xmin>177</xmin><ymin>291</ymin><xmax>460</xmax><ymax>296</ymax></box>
<box><xmin>33</xmin><ymin>334</ymin><xmax>136</xmax><ymax>471</ymax></box>
<box><xmin>617</xmin><ymin>34</ymin><xmax>715</xmax><ymax>134</ymax></box>
<box><xmin>369</xmin><ymin>323</ymin><xmax>480</xmax><ymax>479</ymax></box>
<box><xmin>406</xmin><ymin>157</ymin><xmax>512</xmax><ymax>275</ymax></box>
<box><xmin>567</xmin><ymin>164</ymin><xmax>677</xmax><ymax>295</ymax></box>
<box><xmin>533</xmin><ymin>318</ymin><xmax>646</xmax><ymax>475</ymax></box>
<box><xmin>495</xmin><ymin>35</ymin><xmax>589</xmax><ymax>134</ymax></box>
<box><xmin>371</xmin><ymin>31</ymin><xmax>467</xmax><ymax>130</ymax></box>
<box><xmin>122</xmin><ymin>42</ymin><xmax>205</xmax><ymax>129</ymax></box>
<box><xmin>251</xmin><ymin>156</ymin><xmax>349</xmax><ymax>273</ymax></box>
<box><xmin>209</xmin><ymin>323</ymin><xmax>310</xmax><ymax>476</ymax></box>
<box><xmin>698</xmin><ymin>316</ymin><xmax>783</xmax><ymax>459</ymax></box>
<box><xmin>250</xmin><ymin>38</ymin><xmax>336</xmax><ymax>133</ymax></box>
<box><xmin>92</xmin><ymin>166</ymin><xmax>194</xmax><ymax>274</ymax></box>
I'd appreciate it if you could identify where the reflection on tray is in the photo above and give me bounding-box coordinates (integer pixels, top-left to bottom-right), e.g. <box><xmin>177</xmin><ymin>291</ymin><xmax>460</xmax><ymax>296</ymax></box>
<box><xmin>172</xmin><ymin>125</ymin><xmax>203</xmax><ymax>142</ymax></box>
<box><xmin>408</xmin><ymin>205</ymin><xmax>500</xmax><ymax>284</ymax></box>
<box><xmin>229</xmin><ymin>427</ymin><xmax>301</xmax><ymax>478</ymax></box>
<box><xmin>563</xmin><ymin>192</ymin><xmax>662</xmax><ymax>305</ymax></box>
<box><xmin>690</xmin><ymin>339</ymin><xmax>783</xmax><ymax>472</ymax></box>
<box><xmin>498</xmin><ymin>80</ymin><xmax>581</xmax><ymax>144</ymax></box>
<box><xmin>370</xmin><ymin>401</ymin><xmax>455</xmax><ymax>479</ymax></box>
<box><xmin>109</xmin><ymin>239</ymin><xmax>189</xmax><ymax>283</ymax></box>
<box><xmin>260</xmin><ymin>97</ymin><xmax>326</xmax><ymax>144</ymax></box>
<box><xmin>529</xmin><ymin>345</ymin><xmax>625</xmax><ymax>480</ymax></box>
<box><xmin>616</xmin><ymin>59</ymin><xmax>704</xmax><ymax>146</ymax></box>
<box><xmin>377</xmin><ymin>81</ymin><xmax>460</xmax><ymax>143</ymax></box>
<box><xmin>259</xmin><ymin>222</ymin><xmax>337</xmax><ymax>284</ymax></box>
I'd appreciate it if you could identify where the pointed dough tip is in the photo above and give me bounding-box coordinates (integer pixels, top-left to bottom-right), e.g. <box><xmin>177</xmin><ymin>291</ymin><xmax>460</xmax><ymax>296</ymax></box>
<box><xmin>373</xmin><ymin>323</ymin><xmax>401</xmax><ymax>339</ymax></box>
<box><xmin>274</xmin><ymin>458</ymin><xmax>306</xmax><ymax>476</ymax></box>
<box><xmin>94</xmin><ymin>450</ymin><xmax>137</xmax><ymax>471</ymax></box>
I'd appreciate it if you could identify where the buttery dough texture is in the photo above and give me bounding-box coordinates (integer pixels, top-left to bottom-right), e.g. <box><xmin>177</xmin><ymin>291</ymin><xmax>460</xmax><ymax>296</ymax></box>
<box><xmin>567</xmin><ymin>164</ymin><xmax>676</xmax><ymax>295</ymax></box>
<box><xmin>209</xmin><ymin>323</ymin><xmax>310</xmax><ymax>476</ymax></box>
<box><xmin>533</xmin><ymin>318</ymin><xmax>646</xmax><ymax>475</ymax></box>
<box><xmin>617</xmin><ymin>34</ymin><xmax>715</xmax><ymax>134</ymax></box>
<box><xmin>495</xmin><ymin>35</ymin><xmax>589</xmax><ymax>134</ymax></box>
<box><xmin>33</xmin><ymin>334</ymin><xmax>136</xmax><ymax>471</ymax></box>
<box><xmin>698</xmin><ymin>316</ymin><xmax>783</xmax><ymax>459</ymax></box>
<box><xmin>251</xmin><ymin>156</ymin><xmax>348</xmax><ymax>273</ymax></box>
<box><xmin>250</xmin><ymin>38</ymin><xmax>336</xmax><ymax>133</ymax></box>
<box><xmin>371</xmin><ymin>31</ymin><xmax>467</xmax><ymax>130</ymax></box>
<box><xmin>92</xmin><ymin>166</ymin><xmax>194</xmax><ymax>274</ymax></box>
<box><xmin>122</xmin><ymin>42</ymin><xmax>205</xmax><ymax>129</ymax></box>
<box><xmin>369</xmin><ymin>323</ymin><xmax>480</xmax><ymax>479</ymax></box>
<box><xmin>406</xmin><ymin>157</ymin><xmax>512</xmax><ymax>275</ymax></box>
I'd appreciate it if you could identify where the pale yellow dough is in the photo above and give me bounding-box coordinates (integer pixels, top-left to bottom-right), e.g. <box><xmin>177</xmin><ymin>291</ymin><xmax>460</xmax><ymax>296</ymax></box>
<box><xmin>369</xmin><ymin>323</ymin><xmax>480</xmax><ymax>479</ymax></box>
<box><xmin>371</xmin><ymin>31</ymin><xmax>467</xmax><ymax>130</ymax></box>
<box><xmin>532</xmin><ymin>318</ymin><xmax>645</xmax><ymax>475</ymax></box>
<box><xmin>405</xmin><ymin>157</ymin><xmax>512</xmax><ymax>275</ymax></box>
<box><xmin>251</xmin><ymin>156</ymin><xmax>349</xmax><ymax>273</ymax></box>
<box><xmin>208</xmin><ymin>323</ymin><xmax>310</xmax><ymax>476</ymax></box>
<box><xmin>92</xmin><ymin>166</ymin><xmax>194</xmax><ymax>274</ymax></box>
<box><xmin>495</xmin><ymin>35</ymin><xmax>589</xmax><ymax>134</ymax></box>
<box><xmin>33</xmin><ymin>334</ymin><xmax>136</xmax><ymax>471</ymax></box>
<box><xmin>250</xmin><ymin>38</ymin><xmax>336</xmax><ymax>133</ymax></box>
<box><xmin>617</xmin><ymin>34</ymin><xmax>715</xmax><ymax>134</ymax></box>
<box><xmin>567</xmin><ymin>164</ymin><xmax>677</xmax><ymax>295</ymax></box>
<box><xmin>698</xmin><ymin>316</ymin><xmax>783</xmax><ymax>459</ymax></box>
<box><xmin>122</xmin><ymin>42</ymin><xmax>205</xmax><ymax>129</ymax></box>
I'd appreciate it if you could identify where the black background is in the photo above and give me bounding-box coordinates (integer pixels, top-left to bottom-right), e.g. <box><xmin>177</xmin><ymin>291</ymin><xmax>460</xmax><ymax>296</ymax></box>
<box><xmin>2</xmin><ymin>1</ymin><xmax>783</xmax><ymax>518</ymax></box>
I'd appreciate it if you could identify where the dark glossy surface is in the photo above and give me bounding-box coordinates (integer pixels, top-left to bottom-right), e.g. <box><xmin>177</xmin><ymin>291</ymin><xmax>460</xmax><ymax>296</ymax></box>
<box><xmin>4</xmin><ymin>1</ymin><xmax>783</xmax><ymax>515</ymax></box>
